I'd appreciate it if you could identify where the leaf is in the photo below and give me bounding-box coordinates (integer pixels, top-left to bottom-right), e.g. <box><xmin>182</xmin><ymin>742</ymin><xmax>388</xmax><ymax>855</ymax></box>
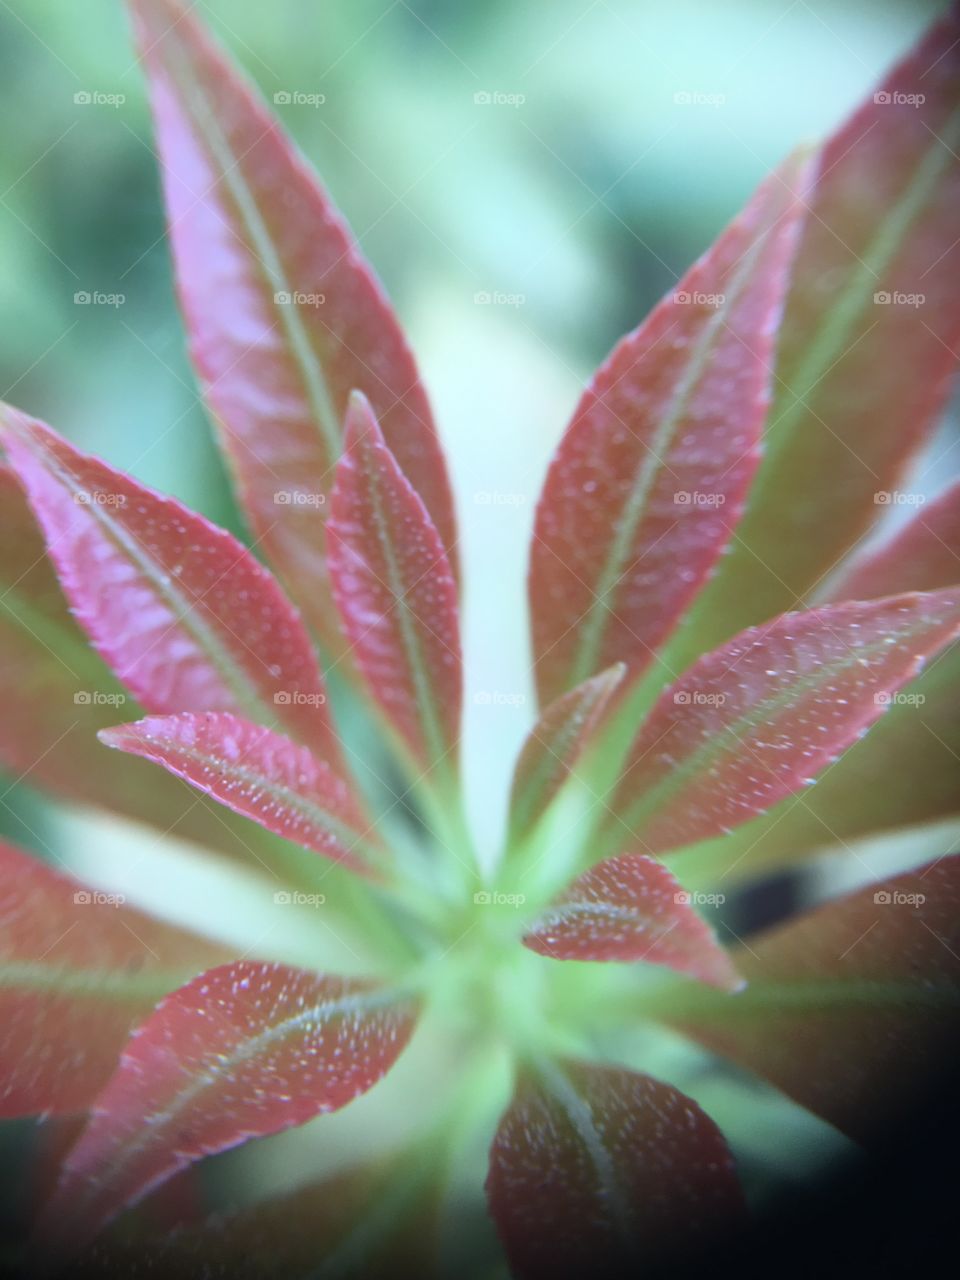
<box><xmin>100</xmin><ymin>712</ymin><xmax>379</xmax><ymax>877</ymax></box>
<box><xmin>667</xmin><ymin>10</ymin><xmax>960</xmax><ymax>663</ymax></box>
<box><xmin>828</xmin><ymin>479</ymin><xmax>960</xmax><ymax>601</ymax></box>
<box><xmin>486</xmin><ymin>1059</ymin><xmax>745</xmax><ymax>1277</ymax></box>
<box><xmin>523</xmin><ymin>854</ymin><xmax>741</xmax><ymax>991</ymax></box>
<box><xmin>0</xmin><ymin>465</ymin><xmax>298</xmax><ymax>863</ymax></box>
<box><xmin>127</xmin><ymin>0</ymin><xmax>457</xmax><ymax>652</ymax></box>
<box><xmin>675</xmin><ymin>496</ymin><xmax>960</xmax><ymax>887</ymax></box>
<box><xmin>507</xmin><ymin>664</ymin><xmax>625</xmax><ymax>847</ymax></box>
<box><xmin>327</xmin><ymin>392</ymin><xmax>462</xmax><ymax>773</ymax></box>
<box><xmin>0</xmin><ymin>407</ymin><xmax>338</xmax><ymax>759</ymax></box>
<box><xmin>40</xmin><ymin>961</ymin><xmax>419</xmax><ymax>1257</ymax></box>
<box><xmin>603</xmin><ymin>591</ymin><xmax>960</xmax><ymax>858</ymax></box>
<box><xmin>663</xmin><ymin>856</ymin><xmax>960</xmax><ymax>1144</ymax></box>
<box><xmin>0</xmin><ymin>838</ymin><xmax>230</xmax><ymax>1118</ymax></box>
<box><xmin>528</xmin><ymin>153</ymin><xmax>811</xmax><ymax>705</ymax></box>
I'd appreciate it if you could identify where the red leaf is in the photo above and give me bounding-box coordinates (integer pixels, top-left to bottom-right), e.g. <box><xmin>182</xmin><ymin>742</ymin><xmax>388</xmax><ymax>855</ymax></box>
<box><xmin>486</xmin><ymin>1060</ymin><xmax>745</xmax><ymax>1276</ymax></box>
<box><xmin>528</xmin><ymin>153</ymin><xmax>811</xmax><ymax>704</ymax></box>
<box><xmin>670</xmin><ymin>10</ymin><xmax>960</xmax><ymax>660</ymax></box>
<box><xmin>0</xmin><ymin>838</ymin><xmax>229</xmax><ymax>1118</ymax></box>
<box><xmin>0</xmin><ymin>408</ymin><xmax>338</xmax><ymax>759</ymax></box>
<box><xmin>40</xmin><ymin>961</ymin><xmax>419</xmax><ymax>1256</ymax></box>
<box><xmin>507</xmin><ymin>664</ymin><xmax>624</xmax><ymax>846</ymax></box>
<box><xmin>665</xmin><ymin>856</ymin><xmax>960</xmax><ymax>1144</ymax></box>
<box><xmin>674</xmin><ymin>491</ymin><xmax>960</xmax><ymax>887</ymax></box>
<box><xmin>605</xmin><ymin>591</ymin><xmax>960</xmax><ymax>857</ymax></box>
<box><xmin>523</xmin><ymin>854</ymin><xmax>741</xmax><ymax>991</ymax></box>
<box><xmin>127</xmin><ymin>0</ymin><xmax>457</xmax><ymax>650</ymax></box>
<box><xmin>327</xmin><ymin>393</ymin><xmax>461</xmax><ymax>773</ymax></box>
<box><xmin>829</xmin><ymin>480</ymin><xmax>960</xmax><ymax>601</ymax></box>
<box><xmin>100</xmin><ymin>712</ymin><xmax>379</xmax><ymax>876</ymax></box>
<box><xmin>0</xmin><ymin>465</ymin><xmax>298</xmax><ymax>863</ymax></box>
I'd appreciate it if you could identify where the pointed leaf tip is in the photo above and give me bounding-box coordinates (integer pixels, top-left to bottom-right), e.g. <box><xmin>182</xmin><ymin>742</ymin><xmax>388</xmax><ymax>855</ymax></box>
<box><xmin>99</xmin><ymin>712</ymin><xmax>380</xmax><ymax>876</ymax></box>
<box><xmin>524</xmin><ymin>854</ymin><xmax>742</xmax><ymax>991</ymax></box>
<box><xmin>529</xmin><ymin>150</ymin><xmax>813</xmax><ymax>704</ymax></box>
<box><xmin>604</xmin><ymin>590</ymin><xmax>960</xmax><ymax>856</ymax></box>
<box><xmin>507</xmin><ymin>663</ymin><xmax>625</xmax><ymax>848</ymax></box>
<box><xmin>40</xmin><ymin>961</ymin><xmax>419</xmax><ymax>1257</ymax></box>
<box><xmin>328</xmin><ymin>395</ymin><xmax>462</xmax><ymax>774</ymax></box>
<box><xmin>0</xmin><ymin>406</ymin><xmax>340</xmax><ymax>762</ymax></box>
<box><xmin>126</xmin><ymin>0</ymin><xmax>457</xmax><ymax>652</ymax></box>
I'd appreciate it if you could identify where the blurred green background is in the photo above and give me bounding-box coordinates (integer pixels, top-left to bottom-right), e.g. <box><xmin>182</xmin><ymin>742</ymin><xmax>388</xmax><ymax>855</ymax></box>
<box><xmin>0</xmin><ymin>0</ymin><xmax>954</xmax><ymax>1244</ymax></box>
<box><xmin>0</xmin><ymin>0</ymin><xmax>948</xmax><ymax>855</ymax></box>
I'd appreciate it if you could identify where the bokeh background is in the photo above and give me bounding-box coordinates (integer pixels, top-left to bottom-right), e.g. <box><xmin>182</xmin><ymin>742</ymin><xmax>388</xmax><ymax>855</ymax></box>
<box><xmin>0</xmin><ymin>0</ymin><xmax>950</xmax><ymax>857</ymax></box>
<box><xmin>0</xmin><ymin>0</ymin><xmax>956</xmax><ymax>1263</ymax></box>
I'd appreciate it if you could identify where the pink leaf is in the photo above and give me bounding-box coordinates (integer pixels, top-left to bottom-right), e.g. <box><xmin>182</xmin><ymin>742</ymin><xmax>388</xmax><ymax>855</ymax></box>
<box><xmin>507</xmin><ymin>663</ymin><xmax>625</xmax><ymax>846</ymax></box>
<box><xmin>327</xmin><ymin>392</ymin><xmax>461</xmax><ymax>773</ymax></box>
<box><xmin>0</xmin><ymin>407</ymin><xmax>338</xmax><ymax>759</ymax></box>
<box><xmin>605</xmin><ymin>591</ymin><xmax>960</xmax><ymax>857</ymax></box>
<box><xmin>674</xmin><ymin>492</ymin><xmax>960</xmax><ymax>887</ymax></box>
<box><xmin>100</xmin><ymin>713</ymin><xmax>379</xmax><ymax>877</ymax></box>
<box><xmin>40</xmin><ymin>961</ymin><xmax>419</xmax><ymax>1256</ymax></box>
<box><xmin>0</xmin><ymin>464</ymin><xmax>296</xmax><ymax>863</ymax></box>
<box><xmin>486</xmin><ymin>1060</ymin><xmax>745</xmax><ymax>1276</ymax></box>
<box><xmin>523</xmin><ymin>854</ymin><xmax>742</xmax><ymax>991</ymax></box>
<box><xmin>671</xmin><ymin>9</ymin><xmax>960</xmax><ymax>660</ymax></box>
<box><xmin>127</xmin><ymin>0</ymin><xmax>457</xmax><ymax>651</ymax></box>
<box><xmin>828</xmin><ymin>480</ymin><xmax>960</xmax><ymax>601</ymax></box>
<box><xmin>0</xmin><ymin>838</ymin><xmax>230</xmax><ymax>1118</ymax></box>
<box><xmin>528</xmin><ymin>153</ymin><xmax>811</xmax><ymax>704</ymax></box>
<box><xmin>665</xmin><ymin>856</ymin><xmax>960</xmax><ymax>1144</ymax></box>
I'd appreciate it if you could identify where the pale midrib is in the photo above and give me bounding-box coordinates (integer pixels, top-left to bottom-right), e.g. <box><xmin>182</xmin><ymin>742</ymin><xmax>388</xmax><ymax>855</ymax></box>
<box><xmin>755</xmin><ymin>103</ymin><xmax>960</xmax><ymax>483</ymax></box>
<box><xmin>69</xmin><ymin>986</ymin><xmax>404</xmax><ymax>1210</ymax></box>
<box><xmin>538</xmin><ymin>900</ymin><xmax>651</xmax><ymax>929</ymax></box>
<box><xmin>136</xmin><ymin>737</ymin><xmax>370</xmax><ymax>859</ymax></box>
<box><xmin>538</xmin><ymin>1059</ymin><xmax>635</xmax><ymax>1253</ymax></box>
<box><xmin>617</xmin><ymin>624</ymin><xmax>934</xmax><ymax>838</ymax></box>
<box><xmin>567</xmin><ymin>229</ymin><xmax>775</xmax><ymax>689</ymax></box>
<box><xmin>0</xmin><ymin>959</ymin><xmax>192</xmax><ymax>1002</ymax></box>
<box><xmin>169</xmin><ymin>48</ymin><xmax>341</xmax><ymax>460</ymax></box>
<box><xmin>41</xmin><ymin>450</ymin><xmax>266</xmax><ymax>722</ymax></box>
<box><xmin>367</xmin><ymin>459</ymin><xmax>449</xmax><ymax>770</ymax></box>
